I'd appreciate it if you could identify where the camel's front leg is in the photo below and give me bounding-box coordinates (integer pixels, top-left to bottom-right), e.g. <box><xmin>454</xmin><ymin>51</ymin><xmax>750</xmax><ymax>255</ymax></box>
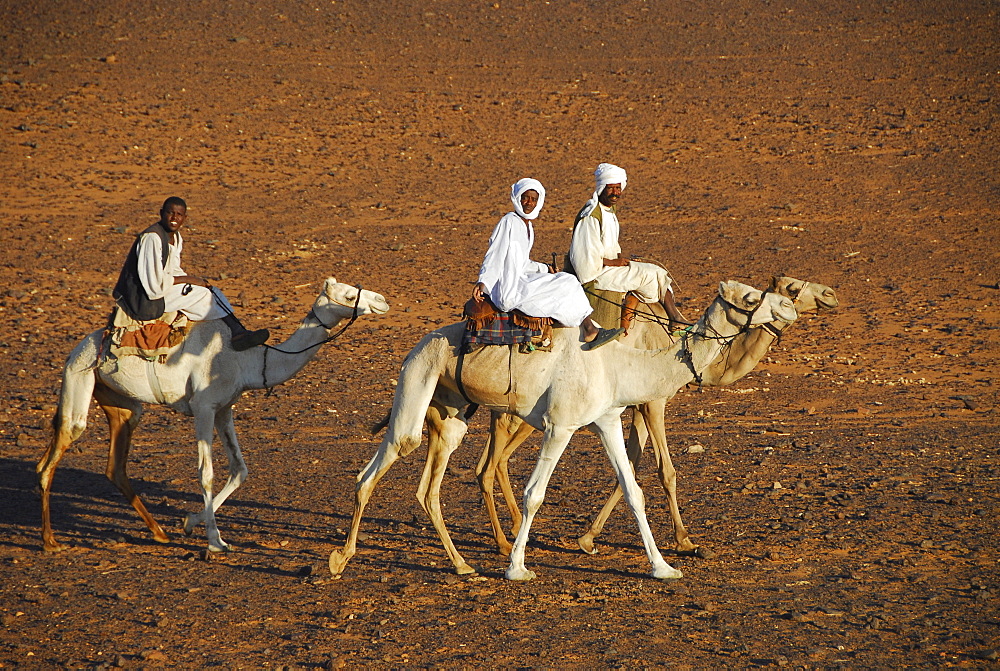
<box><xmin>639</xmin><ymin>398</ymin><xmax>697</xmax><ymax>553</ymax></box>
<box><xmin>417</xmin><ymin>406</ymin><xmax>474</xmax><ymax>574</ymax></box>
<box><xmin>506</xmin><ymin>425</ymin><xmax>575</xmax><ymax>581</ymax></box>
<box><xmin>590</xmin><ymin>413</ymin><xmax>682</xmax><ymax>581</ymax></box>
<box><xmin>184</xmin><ymin>406</ymin><xmax>248</xmax><ymax>535</ymax></box>
<box><xmin>476</xmin><ymin>412</ymin><xmax>534</xmax><ymax>556</ymax></box>
<box><xmin>96</xmin><ymin>395</ymin><xmax>170</xmax><ymax>544</ymax></box>
<box><xmin>191</xmin><ymin>411</ymin><xmax>228</xmax><ymax>553</ymax></box>
<box><xmin>577</xmin><ymin>406</ymin><xmax>648</xmax><ymax>554</ymax></box>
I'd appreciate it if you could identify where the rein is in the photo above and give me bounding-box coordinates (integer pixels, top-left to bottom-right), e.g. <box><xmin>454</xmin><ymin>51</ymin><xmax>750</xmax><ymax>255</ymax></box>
<box><xmin>261</xmin><ymin>285</ymin><xmax>364</xmax><ymax>390</ymax></box>
<box><xmin>680</xmin><ymin>289</ymin><xmax>777</xmax><ymax>386</ymax></box>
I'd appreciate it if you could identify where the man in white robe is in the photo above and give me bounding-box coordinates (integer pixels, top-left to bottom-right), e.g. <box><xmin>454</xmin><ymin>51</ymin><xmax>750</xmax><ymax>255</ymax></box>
<box><xmin>112</xmin><ymin>197</ymin><xmax>269</xmax><ymax>351</ymax></box>
<box><xmin>473</xmin><ymin>178</ymin><xmax>622</xmax><ymax>349</ymax></box>
<box><xmin>568</xmin><ymin>163</ymin><xmax>687</xmax><ymax>330</ymax></box>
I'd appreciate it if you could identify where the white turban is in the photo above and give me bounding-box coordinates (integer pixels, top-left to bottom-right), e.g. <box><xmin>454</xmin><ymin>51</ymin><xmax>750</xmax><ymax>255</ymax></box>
<box><xmin>510</xmin><ymin>178</ymin><xmax>545</xmax><ymax>220</ymax></box>
<box><xmin>594</xmin><ymin>162</ymin><xmax>627</xmax><ymax>195</ymax></box>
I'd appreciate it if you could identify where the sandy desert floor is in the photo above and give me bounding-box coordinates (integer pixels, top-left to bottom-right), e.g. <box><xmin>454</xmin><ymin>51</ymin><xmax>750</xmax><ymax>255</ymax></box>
<box><xmin>1</xmin><ymin>0</ymin><xmax>998</xmax><ymax>668</ymax></box>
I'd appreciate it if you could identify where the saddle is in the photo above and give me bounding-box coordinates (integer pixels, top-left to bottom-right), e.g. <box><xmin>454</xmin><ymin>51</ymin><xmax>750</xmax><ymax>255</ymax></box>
<box><xmin>103</xmin><ymin>307</ymin><xmax>190</xmax><ymax>362</ymax></box>
<box><xmin>461</xmin><ymin>298</ymin><xmax>552</xmax><ymax>353</ymax></box>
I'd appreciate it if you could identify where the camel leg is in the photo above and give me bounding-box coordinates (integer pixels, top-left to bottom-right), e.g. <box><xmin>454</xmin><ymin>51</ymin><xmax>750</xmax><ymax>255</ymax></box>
<box><xmin>590</xmin><ymin>413</ymin><xmax>682</xmax><ymax>581</ymax></box>
<box><xmin>639</xmin><ymin>399</ymin><xmax>697</xmax><ymax>553</ymax></box>
<box><xmin>94</xmin><ymin>389</ymin><xmax>169</xmax><ymax>544</ymax></box>
<box><xmin>190</xmin><ymin>410</ymin><xmax>228</xmax><ymax>553</ymax></box>
<box><xmin>37</xmin><ymin>367</ymin><xmax>97</xmax><ymax>553</ymax></box>
<box><xmin>476</xmin><ymin>412</ymin><xmax>534</xmax><ymax>556</ymax></box>
<box><xmin>184</xmin><ymin>406</ymin><xmax>248</xmax><ymax>535</ymax></box>
<box><xmin>495</xmin><ymin>416</ymin><xmax>535</xmax><ymax>538</ymax></box>
<box><xmin>328</xmin><ymin>433</ymin><xmax>412</xmax><ymax>576</ymax></box>
<box><xmin>505</xmin><ymin>424</ymin><xmax>576</xmax><ymax>581</ymax></box>
<box><xmin>416</xmin><ymin>405</ymin><xmax>474</xmax><ymax>574</ymax></box>
<box><xmin>330</xmin><ymin>348</ymin><xmax>449</xmax><ymax>576</ymax></box>
<box><xmin>577</xmin><ymin>406</ymin><xmax>648</xmax><ymax>554</ymax></box>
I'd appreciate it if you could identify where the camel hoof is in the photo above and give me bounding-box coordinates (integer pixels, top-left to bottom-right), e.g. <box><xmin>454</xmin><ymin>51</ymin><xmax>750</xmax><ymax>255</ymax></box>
<box><xmin>505</xmin><ymin>566</ymin><xmax>537</xmax><ymax>581</ymax></box>
<box><xmin>497</xmin><ymin>543</ymin><xmax>512</xmax><ymax>558</ymax></box>
<box><xmin>693</xmin><ymin>546</ymin><xmax>715</xmax><ymax>559</ymax></box>
<box><xmin>183</xmin><ymin>513</ymin><xmax>199</xmax><ymax>536</ymax></box>
<box><xmin>43</xmin><ymin>542</ymin><xmax>69</xmax><ymax>554</ymax></box>
<box><xmin>329</xmin><ymin>550</ymin><xmax>348</xmax><ymax>576</ymax></box>
<box><xmin>152</xmin><ymin>530</ymin><xmax>171</xmax><ymax>544</ymax></box>
<box><xmin>651</xmin><ymin>565</ymin><xmax>684</xmax><ymax>581</ymax></box>
<box><xmin>455</xmin><ymin>563</ymin><xmax>478</xmax><ymax>576</ymax></box>
<box><xmin>577</xmin><ymin>535</ymin><xmax>598</xmax><ymax>555</ymax></box>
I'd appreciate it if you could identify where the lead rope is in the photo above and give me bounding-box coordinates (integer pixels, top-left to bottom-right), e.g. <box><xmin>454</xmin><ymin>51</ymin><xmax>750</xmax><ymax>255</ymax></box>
<box><xmin>261</xmin><ymin>286</ymin><xmax>364</xmax><ymax>393</ymax></box>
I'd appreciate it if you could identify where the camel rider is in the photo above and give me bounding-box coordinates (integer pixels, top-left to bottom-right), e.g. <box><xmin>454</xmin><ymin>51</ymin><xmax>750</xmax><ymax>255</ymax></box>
<box><xmin>112</xmin><ymin>196</ymin><xmax>270</xmax><ymax>352</ymax></box>
<box><xmin>473</xmin><ymin>178</ymin><xmax>623</xmax><ymax>350</ymax></box>
<box><xmin>568</xmin><ymin>163</ymin><xmax>688</xmax><ymax>333</ymax></box>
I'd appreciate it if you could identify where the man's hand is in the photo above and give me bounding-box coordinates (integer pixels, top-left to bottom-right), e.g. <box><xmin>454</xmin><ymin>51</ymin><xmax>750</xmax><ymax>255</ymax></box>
<box><xmin>472</xmin><ymin>282</ymin><xmax>488</xmax><ymax>302</ymax></box>
<box><xmin>603</xmin><ymin>257</ymin><xmax>630</xmax><ymax>267</ymax></box>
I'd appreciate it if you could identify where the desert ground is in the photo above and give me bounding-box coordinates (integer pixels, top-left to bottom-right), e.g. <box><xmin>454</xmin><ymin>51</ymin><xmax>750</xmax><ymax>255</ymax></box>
<box><xmin>1</xmin><ymin>0</ymin><xmax>998</xmax><ymax>668</ymax></box>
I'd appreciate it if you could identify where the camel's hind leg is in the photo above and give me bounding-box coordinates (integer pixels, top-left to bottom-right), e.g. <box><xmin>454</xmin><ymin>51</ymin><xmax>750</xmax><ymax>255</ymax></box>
<box><xmin>37</xmin><ymin>362</ymin><xmax>99</xmax><ymax>552</ymax></box>
<box><xmin>476</xmin><ymin>412</ymin><xmax>535</xmax><ymax>556</ymax></box>
<box><xmin>183</xmin><ymin>406</ymin><xmax>248</xmax><ymax>536</ymax></box>
<box><xmin>328</xmin><ymin>432</ymin><xmax>416</xmax><ymax>576</ymax></box>
<box><xmin>94</xmin><ymin>387</ymin><xmax>169</xmax><ymax>544</ymax></box>
<box><xmin>416</xmin><ymin>403</ymin><xmax>474</xmax><ymax>574</ymax></box>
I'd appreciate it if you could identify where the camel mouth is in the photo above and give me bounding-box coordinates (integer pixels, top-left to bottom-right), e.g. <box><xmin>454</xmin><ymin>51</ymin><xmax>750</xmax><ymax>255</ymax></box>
<box><xmin>816</xmin><ymin>297</ymin><xmax>840</xmax><ymax>310</ymax></box>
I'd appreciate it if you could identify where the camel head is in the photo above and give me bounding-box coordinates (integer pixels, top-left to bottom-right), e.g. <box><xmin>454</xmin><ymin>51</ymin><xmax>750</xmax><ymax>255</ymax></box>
<box><xmin>769</xmin><ymin>275</ymin><xmax>840</xmax><ymax>312</ymax></box>
<box><xmin>313</xmin><ymin>278</ymin><xmax>390</xmax><ymax>323</ymax></box>
<box><xmin>717</xmin><ymin>280</ymin><xmax>798</xmax><ymax>328</ymax></box>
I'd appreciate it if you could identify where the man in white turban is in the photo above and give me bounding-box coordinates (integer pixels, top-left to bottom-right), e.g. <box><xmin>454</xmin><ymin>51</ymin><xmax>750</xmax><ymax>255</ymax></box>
<box><xmin>568</xmin><ymin>163</ymin><xmax>687</xmax><ymax>332</ymax></box>
<box><xmin>474</xmin><ymin>178</ymin><xmax>623</xmax><ymax>349</ymax></box>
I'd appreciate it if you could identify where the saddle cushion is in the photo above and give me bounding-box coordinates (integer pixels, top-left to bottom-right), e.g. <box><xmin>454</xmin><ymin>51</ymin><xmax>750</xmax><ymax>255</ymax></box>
<box><xmin>462</xmin><ymin>298</ymin><xmax>551</xmax><ymax>349</ymax></box>
<box><xmin>107</xmin><ymin>308</ymin><xmax>189</xmax><ymax>360</ymax></box>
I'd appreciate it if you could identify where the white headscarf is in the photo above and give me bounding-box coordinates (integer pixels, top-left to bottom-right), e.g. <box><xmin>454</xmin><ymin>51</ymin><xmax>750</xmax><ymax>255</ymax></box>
<box><xmin>577</xmin><ymin>163</ymin><xmax>627</xmax><ymax>221</ymax></box>
<box><xmin>594</xmin><ymin>162</ymin><xmax>627</xmax><ymax>198</ymax></box>
<box><xmin>511</xmin><ymin>178</ymin><xmax>545</xmax><ymax>220</ymax></box>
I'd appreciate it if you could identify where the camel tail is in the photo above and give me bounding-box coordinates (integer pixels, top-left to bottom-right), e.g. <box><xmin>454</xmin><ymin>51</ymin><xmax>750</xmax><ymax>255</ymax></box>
<box><xmin>371</xmin><ymin>412</ymin><xmax>391</xmax><ymax>436</ymax></box>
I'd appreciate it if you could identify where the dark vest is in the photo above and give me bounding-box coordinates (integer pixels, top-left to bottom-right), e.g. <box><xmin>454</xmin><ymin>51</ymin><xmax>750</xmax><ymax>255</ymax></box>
<box><xmin>112</xmin><ymin>222</ymin><xmax>171</xmax><ymax>321</ymax></box>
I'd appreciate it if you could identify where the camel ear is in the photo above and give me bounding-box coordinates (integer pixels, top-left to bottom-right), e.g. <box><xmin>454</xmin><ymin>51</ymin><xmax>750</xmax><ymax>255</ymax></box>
<box><xmin>769</xmin><ymin>275</ymin><xmax>782</xmax><ymax>290</ymax></box>
<box><xmin>323</xmin><ymin>277</ymin><xmax>338</xmax><ymax>296</ymax></box>
<box><xmin>718</xmin><ymin>280</ymin><xmax>740</xmax><ymax>303</ymax></box>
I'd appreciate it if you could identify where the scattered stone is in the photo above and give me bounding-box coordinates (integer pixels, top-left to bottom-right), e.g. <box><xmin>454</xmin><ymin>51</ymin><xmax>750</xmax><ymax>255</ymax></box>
<box><xmin>687</xmin><ymin>444</ymin><xmax>705</xmax><ymax>454</ymax></box>
<box><xmin>297</xmin><ymin>564</ymin><xmax>315</xmax><ymax>576</ymax></box>
<box><xmin>16</xmin><ymin>433</ymin><xmax>31</xmax><ymax>448</ymax></box>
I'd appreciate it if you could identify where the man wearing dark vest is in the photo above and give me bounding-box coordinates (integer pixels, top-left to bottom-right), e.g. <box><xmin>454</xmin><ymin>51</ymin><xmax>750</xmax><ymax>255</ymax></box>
<box><xmin>112</xmin><ymin>196</ymin><xmax>269</xmax><ymax>351</ymax></box>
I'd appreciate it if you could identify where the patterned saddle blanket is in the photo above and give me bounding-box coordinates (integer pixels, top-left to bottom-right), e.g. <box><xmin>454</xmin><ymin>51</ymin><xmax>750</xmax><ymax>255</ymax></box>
<box><xmin>461</xmin><ymin>299</ymin><xmax>552</xmax><ymax>353</ymax></box>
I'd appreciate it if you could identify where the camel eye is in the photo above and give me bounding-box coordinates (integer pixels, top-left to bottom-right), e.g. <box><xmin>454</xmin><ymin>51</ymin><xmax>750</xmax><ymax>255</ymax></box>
<box><xmin>744</xmin><ymin>294</ymin><xmax>760</xmax><ymax>307</ymax></box>
<box><xmin>788</xmin><ymin>284</ymin><xmax>802</xmax><ymax>298</ymax></box>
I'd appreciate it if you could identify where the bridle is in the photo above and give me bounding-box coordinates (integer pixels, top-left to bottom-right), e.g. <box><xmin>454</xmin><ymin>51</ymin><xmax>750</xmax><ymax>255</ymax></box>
<box><xmin>679</xmin><ymin>288</ymin><xmax>790</xmax><ymax>386</ymax></box>
<box><xmin>261</xmin><ymin>285</ymin><xmax>364</xmax><ymax>390</ymax></box>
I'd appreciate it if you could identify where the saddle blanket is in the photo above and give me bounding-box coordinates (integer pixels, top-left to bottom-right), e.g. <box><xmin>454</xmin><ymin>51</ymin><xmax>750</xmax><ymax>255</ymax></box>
<box><xmin>105</xmin><ymin>308</ymin><xmax>189</xmax><ymax>361</ymax></box>
<box><xmin>462</xmin><ymin>298</ymin><xmax>551</xmax><ymax>352</ymax></box>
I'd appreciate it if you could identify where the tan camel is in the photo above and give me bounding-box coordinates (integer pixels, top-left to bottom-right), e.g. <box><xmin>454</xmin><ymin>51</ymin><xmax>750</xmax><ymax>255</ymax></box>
<box><xmin>328</xmin><ymin>281</ymin><xmax>797</xmax><ymax>580</ymax></box>
<box><xmin>573</xmin><ymin>276</ymin><xmax>839</xmax><ymax>554</ymax></box>
<box><xmin>37</xmin><ymin>279</ymin><xmax>389</xmax><ymax>554</ymax></box>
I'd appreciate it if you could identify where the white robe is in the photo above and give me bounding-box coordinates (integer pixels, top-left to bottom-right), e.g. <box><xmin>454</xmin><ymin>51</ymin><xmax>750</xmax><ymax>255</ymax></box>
<box><xmin>569</xmin><ymin>203</ymin><xmax>674</xmax><ymax>303</ymax></box>
<box><xmin>477</xmin><ymin>213</ymin><xmax>593</xmax><ymax>327</ymax></box>
<box><xmin>137</xmin><ymin>231</ymin><xmax>235</xmax><ymax>321</ymax></box>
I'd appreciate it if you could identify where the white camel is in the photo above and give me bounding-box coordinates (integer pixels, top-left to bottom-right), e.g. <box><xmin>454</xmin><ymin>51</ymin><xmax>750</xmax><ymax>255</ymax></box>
<box><xmin>328</xmin><ymin>281</ymin><xmax>797</xmax><ymax>581</ymax></box>
<box><xmin>420</xmin><ymin>276</ymin><xmax>838</xmax><ymax>560</ymax></box>
<box><xmin>37</xmin><ymin>278</ymin><xmax>390</xmax><ymax>554</ymax></box>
